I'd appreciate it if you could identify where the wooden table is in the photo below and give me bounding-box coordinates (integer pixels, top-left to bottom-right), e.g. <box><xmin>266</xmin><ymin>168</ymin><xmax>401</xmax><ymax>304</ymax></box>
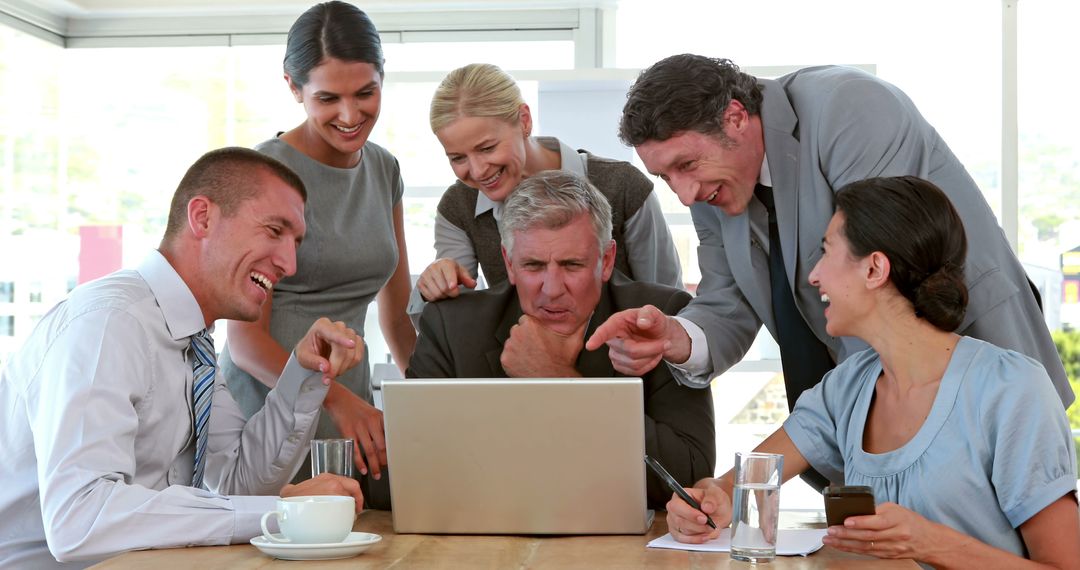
<box><xmin>92</xmin><ymin>510</ymin><xmax>918</xmax><ymax>569</ymax></box>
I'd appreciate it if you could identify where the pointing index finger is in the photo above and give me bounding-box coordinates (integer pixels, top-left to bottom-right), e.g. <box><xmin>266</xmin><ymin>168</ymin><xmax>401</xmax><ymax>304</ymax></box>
<box><xmin>585</xmin><ymin>317</ymin><xmax>620</xmax><ymax>350</ymax></box>
<box><xmin>587</xmin><ymin>306</ymin><xmax>660</xmax><ymax>350</ymax></box>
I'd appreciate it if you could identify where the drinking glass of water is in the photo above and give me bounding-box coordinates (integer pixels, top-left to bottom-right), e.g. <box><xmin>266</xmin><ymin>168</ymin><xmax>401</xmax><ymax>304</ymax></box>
<box><xmin>730</xmin><ymin>451</ymin><xmax>783</xmax><ymax>563</ymax></box>
<box><xmin>310</xmin><ymin>438</ymin><xmax>354</xmax><ymax>478</ymax></box>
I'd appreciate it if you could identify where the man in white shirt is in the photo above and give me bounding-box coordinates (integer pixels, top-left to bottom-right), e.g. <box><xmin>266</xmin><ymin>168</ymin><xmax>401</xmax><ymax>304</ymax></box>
<box><xmin>0</xmin><ymin>147</ymin><xmax>365</xmax><ymax>568</ymax></box>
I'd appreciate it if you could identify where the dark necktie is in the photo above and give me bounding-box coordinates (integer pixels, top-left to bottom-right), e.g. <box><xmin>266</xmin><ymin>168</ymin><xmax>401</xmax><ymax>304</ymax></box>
<box><xmin>755</xmin><ymin>185</ymin><xmax>835</xmax><ymax>409</ymax></box>
<box><xmin>757</xmin><ymin>185</ymin><xmax>835</xmax><ymax>490</ymax></box>
<box><xmin>190</xmin><ymin>330</ymin><xmax>216</xmax><ymax>489</ymax></box>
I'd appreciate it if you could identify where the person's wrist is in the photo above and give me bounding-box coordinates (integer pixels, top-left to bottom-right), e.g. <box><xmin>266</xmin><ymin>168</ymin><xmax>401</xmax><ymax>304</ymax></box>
<box><xmin>323</xmin><ymin>380</ymin><xmax>345</xmax><ymax>407</ymax></box>
<box><xmin>709</xmin><ymin>473</ymin><xmax>736</xmax><ymax>497</ymax></box>
<box><xmin>917</xmin><ymin>518</ymin><xmax>956</xmax><ymax>566</ymax></box>
<box><xmin>663</xmin><ymin>317</ymin><xmax>692</xmax><ymax>364</ymax></box>
<box><xmin>693</xmin><ymin>477</ymin><xmax>718</xmax><ymax>490</ymax></box>
<box><xmin>558</xmin><ymin>364</ymin><xmax>582</xmax><ymax>377</ymax></box>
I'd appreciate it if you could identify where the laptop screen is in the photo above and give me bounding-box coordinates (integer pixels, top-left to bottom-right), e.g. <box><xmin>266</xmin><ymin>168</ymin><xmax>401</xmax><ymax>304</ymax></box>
<box><xmin>382</xmin><ymin>377</ymin><xmax>651</xmax><ymax>535</ymax></box>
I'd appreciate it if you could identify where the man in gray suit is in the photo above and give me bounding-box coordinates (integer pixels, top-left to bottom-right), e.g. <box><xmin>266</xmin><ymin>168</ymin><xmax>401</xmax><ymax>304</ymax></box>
<box><xmin>587</xmin><ymin>55</ymin><xmax>1072</xmax><ymax>414</ymax></box>
<box><xmin>408</xmin><ymin>170</ymin><xmax>716</xmax><ymax>508</ymax></box>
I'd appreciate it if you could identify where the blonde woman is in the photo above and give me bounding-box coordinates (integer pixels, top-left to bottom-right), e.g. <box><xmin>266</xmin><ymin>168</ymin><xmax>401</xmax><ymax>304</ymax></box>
<box><xmin>411</xmin><ymin>63</ymin><xmax>682</xmax><ymax>311</ymax></box>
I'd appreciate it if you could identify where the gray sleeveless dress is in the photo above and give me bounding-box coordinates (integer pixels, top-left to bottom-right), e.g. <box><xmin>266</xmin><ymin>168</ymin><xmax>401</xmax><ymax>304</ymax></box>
<box><xmin>219</xmin><ymin>136</ymin><xmax>402</xmax><ymax>506</ymax></box>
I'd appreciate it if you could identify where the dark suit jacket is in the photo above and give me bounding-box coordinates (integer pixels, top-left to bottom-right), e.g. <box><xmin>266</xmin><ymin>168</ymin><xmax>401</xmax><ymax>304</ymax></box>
<box><xmin>407</xmin><ymin>272</ymin><xmax>716</xmax><ymax>508</ymax></box>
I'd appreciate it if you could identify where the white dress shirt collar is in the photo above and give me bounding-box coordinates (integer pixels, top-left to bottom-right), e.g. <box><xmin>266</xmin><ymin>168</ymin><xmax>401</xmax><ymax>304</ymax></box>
<box><xmin>138</xmin><ymin>249</ymin><xmax>206</xmax><ymax>340</ymax></box>
<box><xmin>759</xmin><ymin>152</ymin><xmax>773</xmax><ymax>188</ymax></box>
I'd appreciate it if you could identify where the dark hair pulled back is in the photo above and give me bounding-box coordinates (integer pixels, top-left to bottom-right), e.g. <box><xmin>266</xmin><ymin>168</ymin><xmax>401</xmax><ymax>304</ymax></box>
<box><xmin>284</xmin><ymin>1</ymin><xmax>384</xmax><ymax>87</ymax></box>
<box><xmin>835</xmin><ymin>176</ymin><xmax>968</xmax><ymax>331</ymax></box>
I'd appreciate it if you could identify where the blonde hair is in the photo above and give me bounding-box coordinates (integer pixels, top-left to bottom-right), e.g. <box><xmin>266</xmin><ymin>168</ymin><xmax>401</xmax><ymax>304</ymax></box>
<box><xmin>429</xmin><ymin>63</ymin><xmax>525</xmax><ymax>133</ymax></box>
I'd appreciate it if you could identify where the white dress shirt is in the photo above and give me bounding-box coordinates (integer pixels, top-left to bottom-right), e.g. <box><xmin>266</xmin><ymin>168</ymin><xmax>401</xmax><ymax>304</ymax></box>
<box><xmin>0</xmin><ymin>250</ymin><xmax>329</xmax><ymax>568</ymax></box>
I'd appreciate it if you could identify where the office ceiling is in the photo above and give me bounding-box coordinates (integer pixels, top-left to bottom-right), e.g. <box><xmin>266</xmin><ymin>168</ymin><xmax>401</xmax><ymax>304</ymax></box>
<box><xmin>18</xmin><ymin>0</ymin><xmax>614</xmax><ymax>19</ymax></box>
<box><xmin>0</xmin><ymin>0</ymin><xmax>617</xmax><ymax>47</ymax></box>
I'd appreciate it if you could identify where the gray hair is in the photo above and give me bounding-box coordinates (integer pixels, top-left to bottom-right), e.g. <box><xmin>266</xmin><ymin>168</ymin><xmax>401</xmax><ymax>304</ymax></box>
<box><xmin>500</xmin><ymin>170</ymin><xmax>613</xmax><ymax>259</ymax></box>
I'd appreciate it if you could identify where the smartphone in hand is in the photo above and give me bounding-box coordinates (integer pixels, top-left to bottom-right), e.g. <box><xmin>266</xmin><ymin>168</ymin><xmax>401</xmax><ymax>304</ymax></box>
<box><xmin>823</xmin><ymin>485</ymin><xmax>876</xmax><ymax>527</ymax></box>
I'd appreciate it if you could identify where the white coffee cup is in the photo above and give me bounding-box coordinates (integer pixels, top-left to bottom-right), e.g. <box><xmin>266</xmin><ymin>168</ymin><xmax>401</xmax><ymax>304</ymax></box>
<box><xmin>260</xmin><ymin>495</ymin><xmax>355</xmax><ymax>544</ymax></box>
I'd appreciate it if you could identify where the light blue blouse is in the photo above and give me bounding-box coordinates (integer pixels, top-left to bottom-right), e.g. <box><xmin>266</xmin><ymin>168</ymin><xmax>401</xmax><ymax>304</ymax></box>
<box><xmin>785</xmin><ymin>336</ymin><xmax>1076</xmax><ymax>558</ymax></box>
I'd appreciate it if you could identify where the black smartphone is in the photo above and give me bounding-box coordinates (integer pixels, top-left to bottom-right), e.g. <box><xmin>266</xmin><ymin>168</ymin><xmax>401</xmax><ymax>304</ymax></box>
<box><xmin>823</xmin><ymin>485</ymin><xmax>876</xmax><ymax>527</ymax></box>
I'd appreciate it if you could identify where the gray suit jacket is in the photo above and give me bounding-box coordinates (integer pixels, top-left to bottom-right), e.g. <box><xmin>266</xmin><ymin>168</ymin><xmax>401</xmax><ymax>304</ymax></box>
<box><xmin>408</xmin><ymin>273</ymin><xmax>716</xmax><ymax>508</ymax></box>
<box><xmin>680</xmin><ymin>65</ymin><xmax>1072</xmax><ymax>407</ymax></box>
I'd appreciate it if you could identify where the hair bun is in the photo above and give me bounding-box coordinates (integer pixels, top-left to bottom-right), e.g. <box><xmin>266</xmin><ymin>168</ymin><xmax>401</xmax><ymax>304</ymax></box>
<box><xmin>913</xmin><ymin>265</ymin><xmax>968</xmax><ymax>331</ymax></box>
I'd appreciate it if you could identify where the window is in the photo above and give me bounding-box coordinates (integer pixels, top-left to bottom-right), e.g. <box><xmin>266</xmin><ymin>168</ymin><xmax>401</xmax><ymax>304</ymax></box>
<box><xmin>0</xmin><ymin>280</ymin><xmax>12</xmax><ymax>343</ymax></box>
<box><xmin>617</xmin><ymin>0</ymin><xmax>1003</xmax><ymax>282</ymax></box>
<box><xmin>0</xmin><ymin>26</ymin><xmax>574</xmax><ymax>365</ymax></box>
<box><xmin>383</xmin><ymin>40</ymin><xmax>574</xmax><ymax>72</ymax></box>
<box><xmin>1018</xmin><ymin>0</ymin><xmax>1080</xmax><ymax>329</ymax></box>
<box><xmin>2</xmin><ymin>1</ymin><xmax>1075</xmax><ymax>479</ymax></box>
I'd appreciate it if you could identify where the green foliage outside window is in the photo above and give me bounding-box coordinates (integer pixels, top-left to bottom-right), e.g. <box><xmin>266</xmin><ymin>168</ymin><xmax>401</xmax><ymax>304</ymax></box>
<box><xmin>1052</xmin><ymin>330</ymin><xmax>1080</xmax><ymax>428</ymax></box>
<box><xmin>1050</xmin><ymin>330</ymin><xmax>1080</xmax><ymax>470</ymax></box>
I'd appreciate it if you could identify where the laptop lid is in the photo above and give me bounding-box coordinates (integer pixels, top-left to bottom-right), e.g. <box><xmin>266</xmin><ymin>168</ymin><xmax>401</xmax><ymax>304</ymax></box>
<box><xmin>382</xmin><ymin>377</ymin><xmax>650</xmax><ymax>535</ymax></box>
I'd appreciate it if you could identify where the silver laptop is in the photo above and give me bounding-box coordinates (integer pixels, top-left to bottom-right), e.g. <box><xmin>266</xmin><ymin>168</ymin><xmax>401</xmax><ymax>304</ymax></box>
<box><xmin>382</xmin><ymin>377</ymin><xmax>652</xmax><ymax>535</ymax></box>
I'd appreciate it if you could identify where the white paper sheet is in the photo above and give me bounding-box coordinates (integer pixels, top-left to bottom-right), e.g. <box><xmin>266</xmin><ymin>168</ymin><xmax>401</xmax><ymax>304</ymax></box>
<box><xmin>647</xmin><ymin>528</ymin><xmax>827</xmax><ymax>556</ymax></box>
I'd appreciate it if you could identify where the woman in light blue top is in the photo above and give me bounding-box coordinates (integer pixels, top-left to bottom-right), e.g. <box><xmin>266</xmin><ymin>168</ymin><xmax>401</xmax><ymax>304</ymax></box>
<box><xmin>666</xmin><ymin>176</ymin><xmax>1079</xmax><ymax>568</ymax></box>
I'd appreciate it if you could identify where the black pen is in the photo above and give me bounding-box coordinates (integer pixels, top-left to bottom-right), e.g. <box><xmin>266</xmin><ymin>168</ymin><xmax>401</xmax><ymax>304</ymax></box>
<box><xmin>644</xmin><ymin>454</ymin><xmax>717</xmax><ymax>529</ymax></box>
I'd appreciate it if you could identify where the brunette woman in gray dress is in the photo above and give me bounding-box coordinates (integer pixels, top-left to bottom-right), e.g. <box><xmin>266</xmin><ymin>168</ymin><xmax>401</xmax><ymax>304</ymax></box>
<box><xmin>219</xmin><ymin>1</ymin><xmax>415</xmax><ymax>508</ymax></box>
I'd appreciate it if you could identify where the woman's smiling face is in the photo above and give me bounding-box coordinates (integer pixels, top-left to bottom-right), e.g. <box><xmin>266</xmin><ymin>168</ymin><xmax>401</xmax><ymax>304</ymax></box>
<box><xmin>290</xmin><ymin>57</ymin><xmax>382</xmax><ymax>166</ymax></box>
<box><xmin>435</xmin><ymin>110</ymin><xmax>530</xmax><ymax>203</ymax></box>
<box><xmin>809</xmin><ymin>212</ymin><xmax>874</xmax><ymax>338</ymax></box>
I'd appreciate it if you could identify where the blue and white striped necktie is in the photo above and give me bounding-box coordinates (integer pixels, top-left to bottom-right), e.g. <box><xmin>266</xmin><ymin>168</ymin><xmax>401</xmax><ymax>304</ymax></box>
<box><xmin>190</xmin><ymin>329</ymin><xmax>216</xmax><ymax>489</ymax></box>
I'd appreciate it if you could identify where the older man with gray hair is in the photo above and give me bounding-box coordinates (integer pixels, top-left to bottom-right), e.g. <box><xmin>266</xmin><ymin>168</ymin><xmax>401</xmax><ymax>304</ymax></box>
<box><xmin>407</xmin><ymin>170</ymin><xmax>715</xmax><ymax>508</ymax></box>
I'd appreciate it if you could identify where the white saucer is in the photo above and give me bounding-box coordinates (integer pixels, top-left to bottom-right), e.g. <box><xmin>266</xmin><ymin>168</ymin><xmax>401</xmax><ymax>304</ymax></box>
<box><xmin>250</xmin><ymin>532</ymin><xmax>382</xmax><ymax>560</ymax></box>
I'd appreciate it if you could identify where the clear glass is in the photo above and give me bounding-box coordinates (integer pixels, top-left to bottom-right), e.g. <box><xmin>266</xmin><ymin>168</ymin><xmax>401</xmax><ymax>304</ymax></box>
<box><xmin>310</xmin><ymin>438</ymin><xmax>354</xmax><ymax>478</ymax></box>
<box><xmin>730</xmin><ymin>452</ymin><xmax>783</xmax><ymax>563</ymax></box>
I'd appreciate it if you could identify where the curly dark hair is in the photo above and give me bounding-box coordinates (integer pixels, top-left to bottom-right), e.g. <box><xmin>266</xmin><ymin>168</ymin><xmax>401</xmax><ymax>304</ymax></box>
<box><xmin>619</xmin><ymin>54</ymin><xmax>763</xmax><ymax>146</ymax></box>
<box><xmin>836</xmin><ymin>176</ymin><xmax>969</xmax><ymax>331</ymax></box>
